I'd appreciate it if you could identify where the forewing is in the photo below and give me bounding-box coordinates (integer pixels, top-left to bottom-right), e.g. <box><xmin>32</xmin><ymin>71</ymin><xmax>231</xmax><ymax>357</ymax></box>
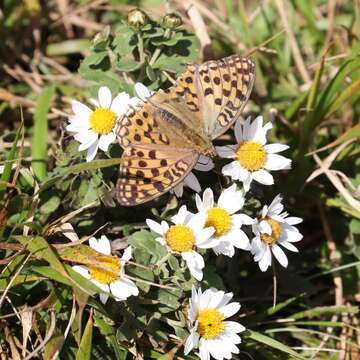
<box><xmin>166</xmin><ymin>55</ymin><xmax>255</xmax><ymax>139</ymax></box>
<box><xmin>116</xmin><ymin>144</ymin><xmax>199</xmax><ymax>206</ymax></box>
<box><xmin>117</xmin><ymin>101</ymin><xmax>171</xmax><ymax>148</ymax></box>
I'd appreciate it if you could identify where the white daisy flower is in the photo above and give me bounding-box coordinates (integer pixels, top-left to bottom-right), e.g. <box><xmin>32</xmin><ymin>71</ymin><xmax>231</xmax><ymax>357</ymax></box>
<box><xmin>185</xmin><ymin>285</ymin><xmax>245</xmax><ymax>360</ymax></box>
<box><xmin>66</xmin><ymin>86</ymin><xmax>130</xmax><ymax>162</ymax></box>
<box><xmin>196</xmin><ymin>184</ymin><xmax>253</xmax><ymax>257</ymax></box>
<box><xmin>72</xmin><ymin>235</ymin><xmax>139</xmax><ymax>303</ymax></box>
<box><xmin>216</xmin><ymin>116</ymin><xmax>292</xmax><ymax>192</ymax></box>
<box><xmin>146</xmin><ymin>206</ymin><xmax>216</xmax><ymax>281</ymax></box>
<box><xmin>250</xmin><ymin>195</ymin><xmax>303</xmax><ymax>272</ymax></box>
<box><xmin>172</xmin><ymin>155</ymin><xmax>215</xmax><ymax>198</ymax></box>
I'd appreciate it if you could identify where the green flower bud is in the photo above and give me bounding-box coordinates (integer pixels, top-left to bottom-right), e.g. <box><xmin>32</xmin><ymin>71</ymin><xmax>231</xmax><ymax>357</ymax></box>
<box><xmin>162</xmin><ymin>13</ymin><xmax>182</xmax><ymax>29</ymax></box>
<box><xmin>127</xmin><ymin>8</ymin><xmax>148</xmax><ymax>30</ymax></box>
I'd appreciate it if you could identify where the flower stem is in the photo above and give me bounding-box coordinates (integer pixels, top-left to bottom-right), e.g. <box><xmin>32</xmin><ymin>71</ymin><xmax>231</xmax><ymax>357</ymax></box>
<box><xmin>149</xmin><ymin>28</ymin><xmax>172</xmax><ymax>66</ymax></box>
<box><xmin>156</xmin><ymin>252</ymin><xmax>172</xmax><ymax>268</ymax></box>
<box><xmin>272</xmin><ymin>262</ymin><xmax>277</xmax><ymax>308</ymax></box>
<box><xmin>137</xmin><ymin>32</ymin><xmax>145</xmax><ymax>64</ymax></box>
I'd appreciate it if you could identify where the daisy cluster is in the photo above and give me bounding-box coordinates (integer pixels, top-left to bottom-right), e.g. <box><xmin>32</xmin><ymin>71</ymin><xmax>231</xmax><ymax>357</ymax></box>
<box><xmin>66</xmin><ymin>84</ymin><xmax>303</xmax><ymax>360</ymax></box>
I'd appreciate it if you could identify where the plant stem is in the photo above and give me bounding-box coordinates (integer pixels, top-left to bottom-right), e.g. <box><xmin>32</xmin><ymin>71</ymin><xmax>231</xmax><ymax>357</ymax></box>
<box><xmin>149</xmin><ymin>28</ymin><xmax>172</xmax><ymax>66</ymax></box>
<box><xmin>137</xmin><ymin>32</ymin><xmax>145</xmax><ymax>63</ymax></box>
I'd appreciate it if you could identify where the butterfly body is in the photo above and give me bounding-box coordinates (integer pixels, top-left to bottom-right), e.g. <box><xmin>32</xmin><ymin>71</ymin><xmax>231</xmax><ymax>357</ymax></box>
<box><xmin>115</xmin><ymin>55</ymin><xmax>255</xmax><ymax>206</ymax></box>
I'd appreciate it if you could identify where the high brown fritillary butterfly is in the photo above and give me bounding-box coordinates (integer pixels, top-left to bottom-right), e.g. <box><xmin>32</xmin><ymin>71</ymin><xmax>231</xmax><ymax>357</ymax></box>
<box><xmin>115</xmin><ymin>55</ymin><xmax>255</xmax><ymax>206</ymax></box>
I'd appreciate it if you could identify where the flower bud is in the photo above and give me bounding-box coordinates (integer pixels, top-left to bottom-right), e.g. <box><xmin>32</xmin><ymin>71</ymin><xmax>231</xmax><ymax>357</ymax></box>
<box><xmin>162</xmin><ymin>13</ymin><xmax>182</xmax><ymax>29</ymax></box>
<box><xmin>127</xmin><ymin>8</ymin><xmax>148</xmax><ymax>30</ymax></box>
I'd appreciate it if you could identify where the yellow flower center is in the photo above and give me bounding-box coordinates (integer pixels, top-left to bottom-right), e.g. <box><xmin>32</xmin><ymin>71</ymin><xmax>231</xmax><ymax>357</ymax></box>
<box><xmin>260</xmin><ymin>217</ymin><xmax>283</xmax><ymax>246</ymax></box>
<box><xmin>89</xmin><ymin>255</ymin><xmax>121</xmax><ymax>284</ymax></box>
<box><xmin>205</xmin><ymin>208</ymin><xmax>232</xmax><ymax>237</ymax></box>
<box><xmin>197</xmin><ymin>308</ymin><xmax>225</xmax><ymax>339</ymax></box>
<box><xmin>165</xmin><ymin>225</ymin><xmax>195</xmax><ymax>252</ymax></box>
<box><xmin>89</xmin><ymin>108</ymin><xmax>117</xmax><ymax>135</ymax></box>
<box><xmin>236</xmin><ymin>140</ymin><xmax>266</xmax><ymax>171</ymax></box>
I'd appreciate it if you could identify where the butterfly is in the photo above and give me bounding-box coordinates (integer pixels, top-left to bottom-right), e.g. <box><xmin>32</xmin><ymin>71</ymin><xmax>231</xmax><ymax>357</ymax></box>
<box><xmin>115</xmin><ymin>55</ymin><xmax>255</xmax><ymax>206</ymax></box>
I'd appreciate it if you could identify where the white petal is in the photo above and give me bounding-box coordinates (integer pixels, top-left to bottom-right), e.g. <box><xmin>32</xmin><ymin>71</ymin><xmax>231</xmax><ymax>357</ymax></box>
<box><xmin>285</xmin><ymin>216</ymin><xmax>303</xmax><ymax>225</ymax></box>
<box><xmin>272</xmin><ymin>244</ymin><xmax>288</xmax><ymax>268</ymax></box>
<box><xmin>218</xmin><ymin>184</ymin><xmax>244</xmax><ymax>214</ymax></box>
<box><xmin>98</xmin><ymin>86</ymin><xmax>112</xmax><ymax>108</ymax></box>
<box><xmin>172</xmin><ymin>205</ymin><xmax>190</xmax><ymax>225</ymax></box>
<box><xmin>242</xmin><ymin>117</ymin><xmax>252</xmax><ymax>140</ymax></box>
<box><xmin>265</xmin><ymin>154</ymin><xmax>292</xmax><ymax>171</ymax></box>
<box><xmin>227</xmin><ymin>229</ymin><xmax>250</xmax><ymax>250</ymax></box>
<box><xmin>98</xmin><ymin>132</ymin><xmax>116</xmax><ymax>152</ymax></box>
<box><xmin>134</xmin><ymin>82</ymin><xmax>153</xmax><ymax>101</ymax></box>
<box><xmin>258</xmin><ymin>220</ymin><xmax>272</xmax><ymax>235</ymax></box>
<box><xmin>232</xmin><ymin>213</ymin><xmax>255</xmax><ymax>226</ymax></box>
<box><xmin>122</xmin><ymin>246</ymin><xmax>133</xmax><ymax>261</ymax></box>
<box><xmin>184</xmin><ymin>330</ymin><xmax>199</xmax><ymax>355</ymax></box>
<box><xmin>213</xmin><ymin>242</ymin><xmax>235</xmax><ymax>257</ymax></box>
<box><xmin>216</xmin><ymin>145</ymin><xmax>237</xmax><ymax>158</ymax></box>
<box><xmin>279</xmin><ymin>241</ymin><xmax>299</xmax><ymax>252</ymax></box>
<box><xmin>187</xmin><ymin>212</ymin><xmax>206</xmax><ymax>233</ymax></box>
<box><xmin>202</xmin><ymin>188</ymin><xmax>214</xmax><ymax>209</ymax></box>
<box><xmin>195</xmin><ymin>227</ymin><xmax>216</xmax><ymax>248</ymax></box>
<box><xmin>256</xmin><ymin>121</ymin><xmax>273</xmax><ymax>145</ymax></box>
<box><xmin>225</xmin><ymin>321</ymin><xmax>245</xmax><ymax>334</ymax></box>
<box><xmin>110</xmin><ymin>92</ymin><xmax>130</xmax><ymax>116</ymax></box>
<box><xmin>194</xmin><ymin>155</ymin><xmax>214</xmax><ymax>171</ymax></box>
<box><xmin>199</xmin><ymin>339</ymin><xmax>210</xmax><ymax>360</ymax></box>
<box><xmin>252</xmin><ymin>169</ymin><xmax>274</xmax><ymax>185</ymax></box>
<box><xmin>110</xmin><ymin>278</ymin><xmax>139</xmax><ymax>300</ymax></box>
<box><xmin>183</xmin><ymin>172</ymin><xmax>201</xmax><ymax>193</ymax></box>
<box><xmin>90</xmin><ymin>235</ymin><xmax>111</xmax><ymax>255</ymax></box>
<box><xmin>72</xmin><ymin>265</ymin><xmax>90</xmax><ymax>279</ymax></box>
<box><xmin>267</xmin><ymin>195</ymin><xmax>284</xmax><ymax>214</ymax></box>
<box><xmin>99</xmin><ymin>293</ymin><xmax>109</xmax><ymax>304</ymax></box>
<box><xmin>258</xmin><ymin>246</ymin><xmax>272</xmax><ymax>272</ymax></box>
<box><xmin>89</xmin><ymin>98</ymin><xmax>99</xmax><ymax>107</ymax></box>
<box><xmin>76</xmin><ymin>130</ymin><xmax>97</xmax><ymax>148</ymax></box>
<box><xmin>264</xmin><ymin>143</ymin><xmax>289</xmax><ymax>153</ymax></box>
<box><xmin>234</xmin><ymin>118</ymin><xmax>243</xmax><ymax>143</ymax></box>
<box><xmin>207</xmin><ymin>290</ymin><xmax>226</xmax><ymax>309</ymax></box>
<box><xmin>146</xmin><ymin>219</ymin><xmax>164</xmax><ymax>235</ymax></box>
<box><xmin>182</xmin><ymin>251</ymin><xmax>204</xmax><ymax>281</ymax></box>
<box><xmin>219</xmin><ymin>302</ymin><xmax>240</xmax><ymax>318</ymax></box>
<box><xmin>250</xmin><ymin>115</ymin><xmax>263</xmax><ymax>140</ymax></box>
<box><xmin>221</xmin><ymin>160</ymin><xmax>242</xmax><ymax>180</ymax></box>
<box><xmin>242</xmin><ymin>174</ymin><xmax>253</xmax><ymax>192</ymax></box>
<box><xmin>72</xmin><ymin>100</ymin><xmax>92</xmax><ymax>118</ymax></box>
<box><xmin>86</xmin><ymin>140</ymin><xmax>99</xmax><ymax>161</ymax></box>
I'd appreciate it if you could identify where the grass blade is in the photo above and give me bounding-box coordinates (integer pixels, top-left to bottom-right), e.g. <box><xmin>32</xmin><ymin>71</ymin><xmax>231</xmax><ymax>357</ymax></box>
<box><xmin>31</xmin><ymin>86</ymin><xmax>54</xmax><ymax>181</ymax></box>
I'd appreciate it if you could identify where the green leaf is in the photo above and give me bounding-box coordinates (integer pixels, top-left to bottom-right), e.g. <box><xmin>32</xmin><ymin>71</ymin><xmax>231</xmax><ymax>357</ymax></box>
<box><xmin>39</xmin><ymin>157</ymin><xmax>124</xmax><ymax>193</ymax></box>
<box><xmin>291</xmin><ymin>305</ymin><xmax>359</xmax><ymax>320</ymax></box>
<box><xmin>76</xmin><ymin>313</ymin><xmax>93</xmax><ymax>360</ymax></box>
<box><xmin>31</xmin><ymin>86</ymin><xmax>54</xmax><ymax>181</ymax></box>
<box><xmin>0</xmin><ymin>252</ymin><xmax>28</xmax><ymax>290</ymax></box>
<box><xmin>245</xmin><ymin>330</ymin><xmax>306</xmax><ymax>359</ymax></box>
<box><xmin>128</xmin><ymin>230</ymin><xmax>166</xmax><ymax>262</ymax></box>
<box><xmin>117</xmin><ymin>58</ymin><xmax>142</xmax><ymax>72</ymax></box>
<box><xmin>15</xmin><ymin>236</ymin><xmax>70</xmax><ymax>279</ymax></box>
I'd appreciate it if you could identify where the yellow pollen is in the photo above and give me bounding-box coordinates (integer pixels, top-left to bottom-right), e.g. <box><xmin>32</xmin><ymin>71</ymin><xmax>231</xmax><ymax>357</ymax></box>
<box><xmin>165</xmin><ymin>225</ymin><xmax>194</xmax><ymax>252</ymax></box>
<box><xmin>236</xmin><ymin>140</ymin><xmax>266</xmax><ymax>171</ymax></box>
<box><xmin>89</xmin><ymin>255</ymin><xmax>121</xmax><ymax>284</ymax></box>
<box><xmin>205</xmin><ymin>208</ymin><xmax>231</xmax><ymax>237</ymax></box>
<box><xmin>197</xmin><ymin>308</ymin><xmax>225</xmax><ymax>339</ymax></box>
<box><xmin>260</xmin><ymin>217</ymin><xmax>283</xmax><ymax>246</ymax></box>
<box><xmin>89</xmin><ymin>108</ymin><xmax>117</xmax><ymax>135</ymax></box>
